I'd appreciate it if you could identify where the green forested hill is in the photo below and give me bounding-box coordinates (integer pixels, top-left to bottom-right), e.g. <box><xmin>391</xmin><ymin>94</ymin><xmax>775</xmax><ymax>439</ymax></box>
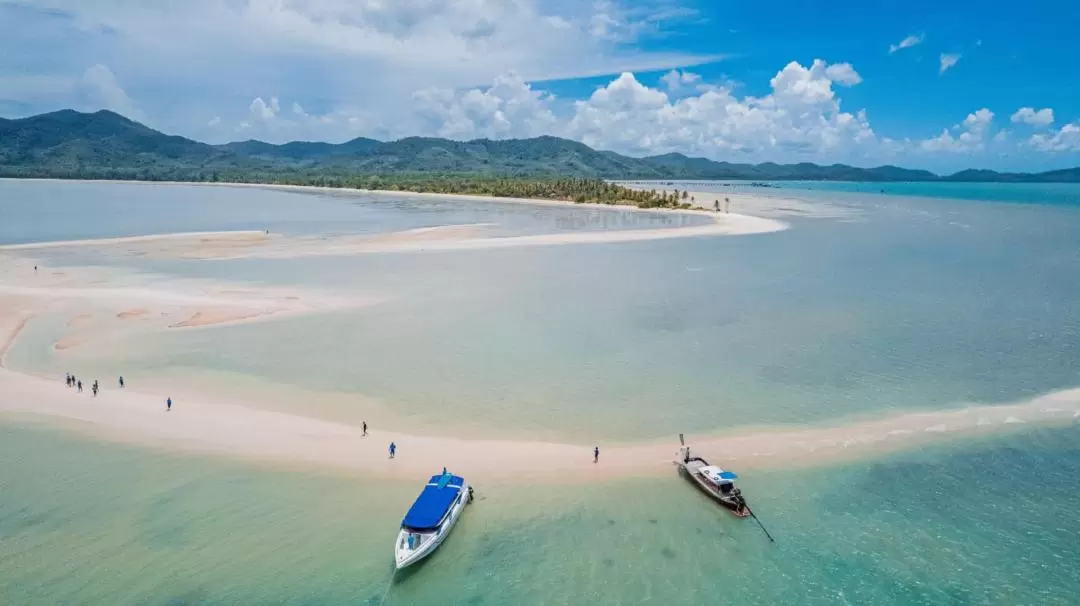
<box><xmin>1</xmin><ymin>109</ymin><xmax>1078</xmax><ymax>182</ymax></box>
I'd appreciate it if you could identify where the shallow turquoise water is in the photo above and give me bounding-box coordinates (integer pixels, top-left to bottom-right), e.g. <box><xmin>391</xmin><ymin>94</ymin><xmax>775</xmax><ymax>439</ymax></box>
<box><xmin>11</xmin><ymin>181</ymin><xmax>1078</xmax><ymax>440</ymax></box>
<box><xmin>0</xmin><ymin>180</ymin><xmax>704</xmax><ymax>246</ymax></box>
<box><xmin>3</xmin><ymin>424</ymin><xmax>1078</xmax><ymax>605</ymax></box>
<box><xmin>633</xmin><ymin>180</ymin><xmax>1080</xmax><ymax>207</ymax></box>
<box><xmin>4</xmin><ymin>180</ymin><xmax>1080</xmax><ymax>603</ymax></box>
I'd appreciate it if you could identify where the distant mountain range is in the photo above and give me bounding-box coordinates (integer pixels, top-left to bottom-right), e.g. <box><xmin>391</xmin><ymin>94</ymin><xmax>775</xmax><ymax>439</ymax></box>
<box><xmin>2</xmin><ymin>109</ymin><xmax>1078</xmax><ymax>183</ymax></box>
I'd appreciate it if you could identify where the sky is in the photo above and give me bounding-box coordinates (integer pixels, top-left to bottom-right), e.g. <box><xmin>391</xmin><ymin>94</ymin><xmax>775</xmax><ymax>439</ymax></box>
<box><xmin>1</xmin><ymin>0</ymin><xmax>1078</xmax><ymax>173</ymax></box>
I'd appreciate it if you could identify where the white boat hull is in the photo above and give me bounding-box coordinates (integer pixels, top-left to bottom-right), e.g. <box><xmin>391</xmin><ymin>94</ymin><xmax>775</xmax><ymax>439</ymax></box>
<box><xmin>394</xmin><ymin>481</ymin><xmax>470</xmax><ymax>569</ymax></box>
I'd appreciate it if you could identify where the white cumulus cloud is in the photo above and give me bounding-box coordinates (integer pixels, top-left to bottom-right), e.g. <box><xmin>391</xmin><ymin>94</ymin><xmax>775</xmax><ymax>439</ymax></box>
<box><xmin>1010</xmin><ymin>107</ymin><xmax>1054</xmax><ymax>127</ymax></box>
<box><xmin>410</xmin><ymin>72</ymin><xmax>558</xmax><ymax>140</ymax></box>
<box><xmin>564</xmin><ymin>60</ymin><xmax>875</xmax><ymax>159</ymax></box>
<box><xmin>823</xmin><ymin>63</ymin><xmax>862</xmax><ymax>86</ymax></box>
<box><xmin>660</xmin><ymin>69</ymin><xmax>702</xmax><ymax>91</ymax></box>
<box><xmin>939</xmin><ymin>53</ymin><xmax>961</xmax><ymax>74</ymax></box>
<box><xmin>920</xmin><ymin>108</ymin><xmax>995</xmax><ymax>153</ymax></box>
<box><xmin>249</xmin><ymin>96</ymin><xmax>280</xmax><ymax>121</ymax></box>
<box><xmin>80</xmin><ymin>64</ymin><xmax>143</xmax><ymax>120</ymax></box>
<box><xmin>889</xmin><ymin>34</ymin><xmax>924</xmax><ymax>54</ymax></box>
<box><xmin>1029</xmin><ymin>123</ymin><xmax>1080</xmax><ymax>152</ymax></box>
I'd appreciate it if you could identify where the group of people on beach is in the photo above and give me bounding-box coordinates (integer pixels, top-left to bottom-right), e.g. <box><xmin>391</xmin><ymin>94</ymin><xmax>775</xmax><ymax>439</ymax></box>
<box><xmin>65</xmin><ymin>373</ymin><xmax>118</xmax><ymax>396</ymax></box>
<box><xmin>63</xmin><ymin>373</ymin><xmax>172</xmax><ymax>410</ymax></box>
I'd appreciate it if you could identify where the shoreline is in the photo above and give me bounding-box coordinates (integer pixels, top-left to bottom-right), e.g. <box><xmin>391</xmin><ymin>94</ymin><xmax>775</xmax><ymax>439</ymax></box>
<box><xmin>3</xmin><ymin>344</ymin><xmax>1078</xmax><ymax>483</ymax></box>
<box><xmin>3</xmin><ymin>303</ymin><xmax>1078</xmax><ymax>484</ymax></box>
<box><xmin>2</xmin><ymin>178</ymin><xmax>1077</xmax><ymax>484</ymax></box>
<box><xmin>0</xmin><ymin>220</ymin><xmax>787</xmax><ymax>263</ymax></box>
<box><xmin>3</xmin><ymin>176</ymin><xmax>793</xmax><ymax>227</ymax></box>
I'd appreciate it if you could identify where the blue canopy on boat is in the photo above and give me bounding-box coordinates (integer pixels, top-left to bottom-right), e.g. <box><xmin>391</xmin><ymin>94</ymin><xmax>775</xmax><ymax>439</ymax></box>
<box><xmin>401</xmin><ymin>474</ymin><xmax>464</xmax><ymax>531</ymax></box>
<box><xmin>719</xmin><ymin>471</ymin><xmax>738</xmax><ymax>480</ymax></box>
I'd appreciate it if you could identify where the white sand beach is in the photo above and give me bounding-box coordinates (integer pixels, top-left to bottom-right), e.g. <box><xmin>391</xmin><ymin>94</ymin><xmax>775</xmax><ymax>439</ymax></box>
<box><xmin>2</xmin><ymin>264</ymin><xmax>1078</xmax><ymax>483</ymax></box>
<box><xmin>2</xmin><ymin>194</ymin><xmax>1078</xmax><ymax>484</ymax></box>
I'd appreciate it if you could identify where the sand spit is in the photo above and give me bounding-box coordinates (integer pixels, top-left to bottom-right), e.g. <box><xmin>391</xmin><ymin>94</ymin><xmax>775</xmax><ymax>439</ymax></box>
<box><xmin>0</xmin><ymin>230</ymin><xmax>267</xmax><ymax>251</ymax></box>
<box><xmin>233</xmin><ymin>215</ymin><xmax>783</xmax><ymax>260</ymax></box>
<box><xmin>0</xmin><ymin>257</ymin><xmax>1077</xmax><ymax>481</ymax></box>
<box><xmin>169</xmin><ymin>309</ymin><xmax>268</xmax><ymax>328</ymax></box>
<box><xmin>31</xmin><ymin>217</ymin><xmax>784</xmax><ymax>263</ymax></box>
<box><xmin>2</xmin><ymin>358</ymin><xmax>1077</xmax><ymax>483</ymax></box>
<box><xmin>617</xmin><ymin>182</ymin><xmax>859</xmax><ymax>221</ymax></box>
<box><xmin>117</xmin><ymin>308</ymin><xmax>150</xmax><ymax>320</ymax></box>
<box><xmin>0</xmin><ymin>213</ymin><xmax>785</xmax><ymax>263</ymax></box>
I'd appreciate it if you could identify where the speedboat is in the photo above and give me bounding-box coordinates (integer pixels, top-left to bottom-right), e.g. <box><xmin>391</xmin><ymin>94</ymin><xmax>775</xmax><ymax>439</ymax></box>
<box><xmin>675</xmin><ymin>440</ymin><xmax>750</xmax><ymax>517</ymax></box>
<box><xmin>394</xmin><ymin>470</ymin><xmax>473</xmax><ymax>569</ymax></box>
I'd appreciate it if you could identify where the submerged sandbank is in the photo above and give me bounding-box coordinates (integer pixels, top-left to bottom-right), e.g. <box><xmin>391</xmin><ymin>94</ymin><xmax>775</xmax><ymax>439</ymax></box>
<box><xmin>0</xmin><ymin>254</ymin><xmax>377</xmax><ymax>360</ymax></box>
<box><xmin>1</xmin><ymin>198</ymin><xmax>1075</xmax><ymax>483</ymax></box>
<box><xmin>0</xmin><ymin>213</ymin><xmax>785</xmax><ymax>262</ymax></box>
<box><xmin>2</xmin><ymin>340</ymin><xmax>1077</xmax><ymax>483</ymax></box>
<box><xmin>2</xmin><ymin>274</ymin><xmax>1077</xmax><ymax>483</ymax></box>
<box><xmin>0</xmin><ymin>230</ymin><xmax>268</xmax><ymax>251</ymax></box>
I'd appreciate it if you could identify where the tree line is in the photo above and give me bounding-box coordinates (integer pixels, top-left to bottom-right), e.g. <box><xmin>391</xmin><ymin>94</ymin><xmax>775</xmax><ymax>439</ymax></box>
<box><xmin>0</xmin><ymin>166</ymin><xmax>705</xmax><ymax>211</ymax></box>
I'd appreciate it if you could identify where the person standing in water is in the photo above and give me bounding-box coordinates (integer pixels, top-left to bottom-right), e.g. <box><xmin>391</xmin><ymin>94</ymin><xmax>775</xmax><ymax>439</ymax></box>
<box><xmin>166</xmin><ymin>397</ymin><xmax>172</xmax><ymax>411</ymax></box>
<box><xmin>362</xmin><ymin>421</ymin><xmax>367</xmax><ymax>436</ymax></box>
<box><xmin>594</xmin><ymin>446</ymin><xmax>600</xmax><ymax>463</ymax></box>
<box><xmin>389</xmin><ymin>442</ymin><xmax>396</xmax><ymax>459</ymax></box>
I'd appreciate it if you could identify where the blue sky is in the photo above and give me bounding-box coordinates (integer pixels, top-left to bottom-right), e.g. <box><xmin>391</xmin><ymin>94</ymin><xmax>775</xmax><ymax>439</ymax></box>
<box><xmin>1</xmin><ymin>0</ymin><xmax>1078</xmax><ymax>172</ymax></box>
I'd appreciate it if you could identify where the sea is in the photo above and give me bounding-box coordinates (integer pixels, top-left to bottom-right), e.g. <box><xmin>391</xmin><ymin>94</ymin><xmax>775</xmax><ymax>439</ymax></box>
<box><xmin>1</xmin><ymin>179</ymin><xmax>1079</xmax><ymax>605</ymax></box>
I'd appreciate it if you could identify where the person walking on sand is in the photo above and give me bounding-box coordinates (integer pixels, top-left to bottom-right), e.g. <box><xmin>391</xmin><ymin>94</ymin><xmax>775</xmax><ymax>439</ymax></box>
<box><xmin>77</xmin><ymin>380</ymin><xmax>82</xmax><ymax>393</ymax></box>
<box><xmin>594</xmin><ymin>446</ymin><xmax>600</xmax><ymax>463</ymax></box>
<box><xmin>92</xmin><ymin>382</ymin><xmax>98</xmax><ymax>397</ymax></box>
<box><xmin>65</xmin><ymin>374</ymin><xmax>71</xmax><ymax>387</ymax></box>
<box><xmin>362</xmin><ymin>421</ymin><xmax>367</xmax><ymax>436</ymax></box>
<box><xmin>119</xmin><ymin>376</ymin><xmax>125</xmax><ymax>388</ymax></box>
<box><xmin>166</xmin><ymin>397</ymin><xmax>172</xmax><ymax>411</ymax></box>
<box><xmin>389</xmin><ymin>442</ymin><xmax>396</xmax><ymax>459</ymax></box>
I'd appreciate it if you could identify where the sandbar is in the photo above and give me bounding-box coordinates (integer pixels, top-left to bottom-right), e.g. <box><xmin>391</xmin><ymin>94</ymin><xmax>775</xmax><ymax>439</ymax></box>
<box><xmin>2</xmin><ymin>287</ymin><xmax>1078</xmax><ymax>483</ymax></box>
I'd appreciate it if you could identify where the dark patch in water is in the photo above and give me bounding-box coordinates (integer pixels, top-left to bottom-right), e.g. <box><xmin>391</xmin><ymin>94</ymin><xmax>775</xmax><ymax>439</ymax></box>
<box><xmin>466</xmin><ymin>595</ymin><xmax>485</xmax><ymax>605</ymax></box>
<box><xmin>602</xmin><ymin>558</ymin><xmax>615</xmax><ymax>567</ymax></box>
<box><xmin>606</xmin><ymin>519</ymin><xmax>616</xmax><ymax>526</ymax></box>
<box><xmin>659</xmin><ymin>547</ymin><xmax>677</xmax><ymax>559</ymax></box>
<box><xmin>136</xmin><ymin>487</ymin><xmax>201</xmax><ymax>548</ymax></box>
<box><xmin>2</xmin><ymin>507</ymin><xmax>50</xmax><ymax>531</ymax></box>
<box><xmin>630</xmin><ymin>305</ymin><xmax>694</xmax><ymax>333</ymax></box>
<box><xmin>647</xmin><ymin>518</ymin><xmax>658</xmax><ymax>524</ymax></box>
<box><xmin>163</xmin><ymin>588</ymin><xmax>211</xmax><ymax>606</ymax></box>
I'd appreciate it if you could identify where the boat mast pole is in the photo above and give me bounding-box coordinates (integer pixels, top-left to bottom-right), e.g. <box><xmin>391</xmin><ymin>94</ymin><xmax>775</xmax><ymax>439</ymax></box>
<box><xmin>741</xmin><ymin>500</ymin><xmax>775</xmax><ymax>543</ymax></box>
